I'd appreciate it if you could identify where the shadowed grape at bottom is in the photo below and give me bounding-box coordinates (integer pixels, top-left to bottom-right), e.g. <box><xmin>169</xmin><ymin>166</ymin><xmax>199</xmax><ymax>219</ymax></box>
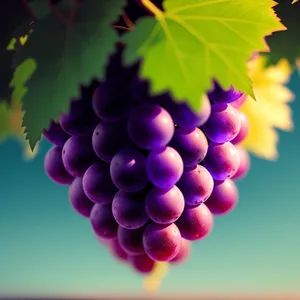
<box><xmin>170</xmin><ymin>238</ymin><xmax>191</xmax><ymax>264</ymax></box>
<box><xmin>128</xmin><ymin>253</ymin><xmax>155</xmax><ymax>274</ymax></box>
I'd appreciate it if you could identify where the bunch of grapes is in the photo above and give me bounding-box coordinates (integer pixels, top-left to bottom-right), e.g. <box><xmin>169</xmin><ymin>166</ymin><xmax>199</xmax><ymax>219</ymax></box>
<box><xmin>43</xmin><ymin>45</ymin><xmax>250</xmax><ymax>275</ymax></box>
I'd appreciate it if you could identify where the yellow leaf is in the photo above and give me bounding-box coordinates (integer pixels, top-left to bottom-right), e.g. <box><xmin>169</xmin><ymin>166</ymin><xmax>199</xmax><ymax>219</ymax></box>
<box><xmin>240</xmin><ymin>55</ymin><xmax>294</xmax><ymax>160</ymax></box>
<box><xmin>143</xmin><ymin>262</ymin><xmax>169</xmax><ymax>293</ymax></box>
<box><xmin>292</xmin><ymin>0</ymin><xmax>298</xmax><ymax>3</ymax></box>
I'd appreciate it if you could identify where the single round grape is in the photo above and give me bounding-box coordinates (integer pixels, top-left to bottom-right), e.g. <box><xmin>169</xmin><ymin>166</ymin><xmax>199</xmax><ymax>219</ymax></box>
<box><xmin>90</xmin><ymin>203</ymin><xmax>118</xmax><ymax>239</ymax></box>
<box><xmin>68</xmin><ymin>177</ymin><xmax>94</xmax><ymax>218</ymax></box>
<box><xmin>110</xmin><ymin>147</ymin><xmax>149</xmax><ymax>193</ymax></box>
<box><xmin>231</xmin><ymin>112</ymin><xmax>249</xmax><ymax>144</ymax></box>
<box><xmin>145</xmin><ymin>186</ymin><xmax>184</xmax><ymax>224</ymax></box>
<box><xmin>117</xmin><ymin>226</ymin><xmax>145</xmax><ymax>255</ymax></box>
<box><xmin>205</xmin><ymin>179</ymin><xmax>239</xmax><ymax>215</ymax></box>
<box><xmin>167</xmin><ymin>95</ymin><xmax>211</xmax><ymax>129</ymax></box>
<box><xmin>176</xmin><ymin>204</ymin><xmax>213</xmax><ymax>241</ymax></box>
<box><xmin>92</xmin><ymin>81</ymin><xmax>132</xmax><ymax>121</ymax></box>
<box><xmin>92</xmin><ymin>120</ymin><xmax>131</xmax><ymax>163</ymax></box>
<box><xmin>230</xmin><ymin>93</ymin><xmax>247</xmax><ymax>109</ymax></box>
<box><xmin>60</xmin><ymin>95</ymin><xmax>99</xmax><ymax>136</ymax></box>
<box><xmin>143</xmin><ymin>222</ymin><xmax>182</xmax><ymax>262</ymax></box>
<box><xmin>203</xmin><ymin>103</ymin><xmax>241</xmax><ymax>143</ymax></box>
<box><xmin>62</xmin><ymin>135</ymin><xmax>98</xmax><ymax>177</ymax></box>
<box><xmin>169</xmin><ymin>127</ymin><xmax>208</xmax><ymax>167</ymax></box>
<box><xmin>170</xmin><ymin>238</ymin><xmax>191</xmax><ymax>264</ymax></box>
<box><xmin>130</xmin><ymin>74</ymin><xmax>171</xmax><ymax>105</ymax></box>
<box><xmin>112</xmin><ymin>191</ymin><xmax>149</xmax><ymax>229</ymax></box>
<box><xmin>177</xmin><ymin>165</ymin><xmax>214</xmax><ymax>207</ymax></box>
<box><xmin>146</xmin><ymin>147</ymin><xmax>183</xmax><ymax>189</ymax></box>
<box><xmin>110</xmin><ymin>237</ymin><xmax>128</xmax><ymax>262</ymax></box>
<box><xmin>43</xmin><ymin>120</ymin><xmax>70</xmax><ymax>146</ymax></box>
<box><xmin>128</xmin><ymin>254</ymin><xmax>155</xmax><ymax>274</ymax></box>
<box><xmin>127</xmin><ymin>104</ymin><xmax>174</xmax><ymax>150</ymax></box>
<box><xmin>207</xmin><ymin>81</ymin><xmax>243</xmax><ymax>103</ymax></box>
<box><xmin>44</xmin><ymin>146</ymin><xmax>74</xmax><ymax>185</ymax></box>
<box><xmin>96</xmin><ymin>236</ymin><xmax>112</xmax><ymax>247</ymax></box>
<box><xmin>203</xmin><ymin>142</ymin><xmax>240</xmax><ymax>181</ymax></box>
<box><xmin>82</xmin><ymin>163</ymin><xmax>118</xmax><ymax>204</ymax></box>
<box><xmin>232</xmin><ymin>146</ymin><xmax>250</xmax><ymax>180</ymax></box>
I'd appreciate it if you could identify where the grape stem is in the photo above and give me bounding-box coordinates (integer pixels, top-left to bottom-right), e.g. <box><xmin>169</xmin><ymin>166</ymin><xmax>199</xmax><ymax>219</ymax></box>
<box><xmin>140</xmin><ymin>0</ymin><xmax>164</xmax><ymax>19</ymax></box>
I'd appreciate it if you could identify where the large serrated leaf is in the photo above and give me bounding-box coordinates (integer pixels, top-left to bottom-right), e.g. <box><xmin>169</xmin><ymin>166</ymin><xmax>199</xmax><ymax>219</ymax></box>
<box><xmin>122</xmin><ymin>0</ymin><xmax>285</xmax><ymax>112</ymax></box>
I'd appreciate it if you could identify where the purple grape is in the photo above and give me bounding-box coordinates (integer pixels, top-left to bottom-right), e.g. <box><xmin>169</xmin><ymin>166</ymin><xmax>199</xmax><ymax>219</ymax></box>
<box><xmin>62</xmin><ymin>135</ymin><xmax>98</xmax><ymax>177</ymax></box>
<box><xmin>169</xmin><ymin>127</ymin><xmax>208</xmax><ymax>167</ymax></box>
<box><xmin>110</xmin><ymin>237</ymin><xmax>128</xmax><ymax>262</ymax></box>
<box><xmin>205</xmin><ymin>179</ymin><xmax>239</xmax><ymax>215</ymax></box>
<box><xmin>92</xmin><ymin>120</ymin><xmax>131</xmax><ymax>163</ymax></box>
<box><xmin>177</xmin><ymin>165</ymin><xmax>214</xmax><ymax>207</ymax></box>
<box><xmin>44</xmin><ymin>146</ymin><xmax>74</xmax><ymax>185</ymax></box>
<box><xmin>110</xmin><ymin>147</ymin><xmax>149</xmax><ymax>193</ymax></box>
<box><xmin>128</xmin><ymin>254</ymin><xmax>155</xmax><ymax>274</ymax></box>
<box><xmin>203</xmin><ymin>142</ymin><xmax>240</xmax><ymax>181</ymax></box>
<box><xmin>143</xmin><ymin>222</ymin><xmax>182</xmax><ymax>262</ymax></box>
<box><xmin>90</xmin><ymin>203</ymin><xmax>119</xmax><ymax>239</ymax></box>
<box><xmin>105</xmin><ymin>44</ymin><xmax>127</xmax><ymax>81</ymax></box>
<box><xmin>170</xmin><ymin>238</ymin><xmax>191</xmax><ymax>264</ymax></box>
<box><xmin>207</xmin><ymin>81</ymin><xmax>243</xmax><ymax>103</ymax></box>
<box><xmin>82</xmin><ymin>163</ymin><xmax>118</xmax><ymax>204</ymax></box>
<box><xmin>60</xmin><ymin>93</ymin><xmax>99</xmax><ymax>136</ymax></box>
<box><xmin>145</xmin><ymin>186</ymin><xmax>184</xmax><ymax>224</ymax></box>
<box><xmin>68</xmin><ymin>177</ymin><xmax>94</xmax><ymax>218</ymax></box>
<box><xmin>230</xmin><ymin>94</ymin><xmax>247</xmax><ymax>109</ymax></box>
<box><xmin>92</xmin><ymin>81</ymin><xmax>132</xmax><ymax>121</ymax></box>
<box><xmin>127</xmin><ymin>104</ymin><xmax>174</xmax><ymax>150</ymax></box>
<box><xmin>231</xmin><ymin>112</ymin><xmax>249</xmax><ymax>144</ymax></box>
<box><xmin>117</xmin><ymin>226</ymin><xmax>145</xmax><ymax>255</ymax></box>
<box><xmin>232</xmin><ymin>147</ymin><xmax>250</xmax><ymax>180</ymax></box>
<box><xmin>43</xmin><ymin>120</ymin><xmax>70</xmax><ymax>147</ymax></box>
<box><xmin>130</xmin><ymin>74</ymin><xmax>171</xmax><ymax>105</ymax></box>
<box><xmin>167</xmin><ymin>95</ymin><xmax>211</xmax><ymax>129</ymax></box>
<box><xmin>203</xmin><ymin>103</ymin><xmax>241</xmax><ymax>143</ymax></box>
<box><xmin>176</xmin><ymin>204</ymin><xmax>213</xmax><ymax>241</ymax></box>
<box><xmin>146</xmin><ymin>146</ymin><xmax>183</xmax><ymax>189</ymax></box>
<box><xmin>112</xmin><ymin>190</ymin><xmax>149</xmax><ymax>229</ymax></box>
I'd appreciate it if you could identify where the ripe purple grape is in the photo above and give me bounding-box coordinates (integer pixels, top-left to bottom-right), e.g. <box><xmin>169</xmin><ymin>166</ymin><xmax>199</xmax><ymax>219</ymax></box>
<box><xmin>44</xmin><ymin>146</ymin><xmax>74</xmax><ymax>185</ymax></box>
<box><xmin>43</xmin><ymin>120</ymin><xmax>70</xmax><ymax>147</ymax></box>
<box><xmin>205</xmin><ymin>179</ymin><xmax>239</xmax><ymax>215</ymax></box>
<box><xmin>62</xmin><ymin>135</ymin><xmax>98</xmax><ymax>177</ymax></box>
<box><xmin>82</xmin><ymin>163</ymin><xmax>118</xmax><ymax>204</ymax></box>
<box><xmin>232</xmin><ymin>146</ymin><xmax>250</xmax><ymax>181</ymax></box>
<box><xmin>90</xmin><ymin>203</ymin><xmax>119</xmax><ymax>239</ymax></box>
<box><xmin>167</xmin><ymin>95</ymin><xmax>211</xmax><ymax>129</ymax></box>
<box><xmin>92</xmin><ymin>120</ymin><xmax>131</xmax><ymax>163</ymax></box>
<box><xmin>177</xmin><ymin>165</ymin><xmax>214</xmax><ymax>207</ymax></box>
<box><xmin>68</xmin><ymin>177</ymin><xmax>94</xmax><ymax>218</ymax></box>
<box><xmin>92</xmin><ymin>81</ymin><xmax>132</xmax><ymax>121</ymax></box>
<box><xmin>169</xmin><ymin>127</ymin><xmax>208</xmax><ymax>167</ymax></box>
<box><xmin>146</xmin><ymin>146</ymin><xmax>183</xmax><ymax>189</ymax></box>
<box><xmin>207</xmin><ymin>81</ymin><xmax>243</xmax><ymax>104</ymax></box>
<box><xmin>176</xmin><ymin>204</ymin><xmax>213</xmax><ymax>241</ymax></box>
<box><xmin>170</xmin><ymin>238</ymin><xmax>191</xmax><ymax>264</ymax></box>
<box><xmin>128</xmin><ymin>254</ymin><xmax>155</xmax><ymax>274</ymax></box>
<box><xmin>127</xmin><ymin>104</ymin><xmax>174</xmax><ymax>150</ymax></box>
<box><xmin>60</xmin><ymin>95</ymin><xmax>99</xmax><ymax>136</ymax></box>
<box><xmin>203</xmin><ymin>142</ymin><xmax>240</xmax><ymax>181</ymax></box>
<box><xmin>112</xmin><ymin>191</ymin><xmax>149</xmax><ymax>229</ymax></box>
<box><xmin>143</xmin><ymin>222</ymin><xmax>182</xmax><ymax>262</ymax></box>
<box><xmin>203</xmin><ymin>103</ymin><xmax>241</xmax><ymax>143</ymax></box>
<box><xmin>145</xmin><ymin>185</ymin><xmax>185</xmax><ymax>224</ymax></box>
<box><xmin>110</xmin><ymin>237</ymin><xmax>128</xmax><ymax>262</ymax></box>
<box><xmin>231</xmin><ymin>112</ymin><xmax>249</xmax><ymax>144</ymax></box>
<box><xmin>110</xmin><ymin>147</ymin><xmax>149</xmax><ymax>193</ymax></box>
<box><xmin>117</xmin><ymin>226</ymin><xmax>145</xmax><ymax>255</ymax></box>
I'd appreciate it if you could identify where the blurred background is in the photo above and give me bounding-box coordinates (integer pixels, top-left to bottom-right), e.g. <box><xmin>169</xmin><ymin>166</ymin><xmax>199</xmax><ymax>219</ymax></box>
<box><xmin>0</xmin><ymin>71</ymin><xmax>299</xmax><ymax>299</ymax></box>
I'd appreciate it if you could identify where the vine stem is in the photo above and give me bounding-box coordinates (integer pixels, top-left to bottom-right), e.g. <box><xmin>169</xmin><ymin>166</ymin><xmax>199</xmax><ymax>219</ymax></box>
<box><xmin>140</xmin><ymin>0</ymin><xmax>164</xmax><ymax>19</ymax></box>
<box><xmin>20</xmin><ymin>0</ymin><xmax>37</xmax><ymax>20</ymax></box>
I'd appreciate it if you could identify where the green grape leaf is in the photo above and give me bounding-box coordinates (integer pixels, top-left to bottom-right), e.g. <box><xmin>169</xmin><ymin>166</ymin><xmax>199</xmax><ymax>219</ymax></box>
<box><xmin>263</xmin><ymin>0</ymin><xmax>300</xmax><ymax>66</ymax></box>
<box><xmin>122</xmin><ymin>0</ymin><xmax>285</xmax><ymax>112</ymax></box>
<box><xmin>14</xmin><ymin>0</ymin><xmax>125</xmax><ymax>150</ymax></box>
<box><xmin>0</xmin><ymin>102</ymin><xmax>11</xmax><ymax>141</ymax></box>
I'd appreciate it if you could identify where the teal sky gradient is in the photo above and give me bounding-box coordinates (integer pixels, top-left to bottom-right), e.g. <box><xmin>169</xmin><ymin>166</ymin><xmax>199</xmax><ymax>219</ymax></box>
<box><xmin>0</xmin><ymin>72</ymin><xmax>300</xmax><ymax>297</ymax></box>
